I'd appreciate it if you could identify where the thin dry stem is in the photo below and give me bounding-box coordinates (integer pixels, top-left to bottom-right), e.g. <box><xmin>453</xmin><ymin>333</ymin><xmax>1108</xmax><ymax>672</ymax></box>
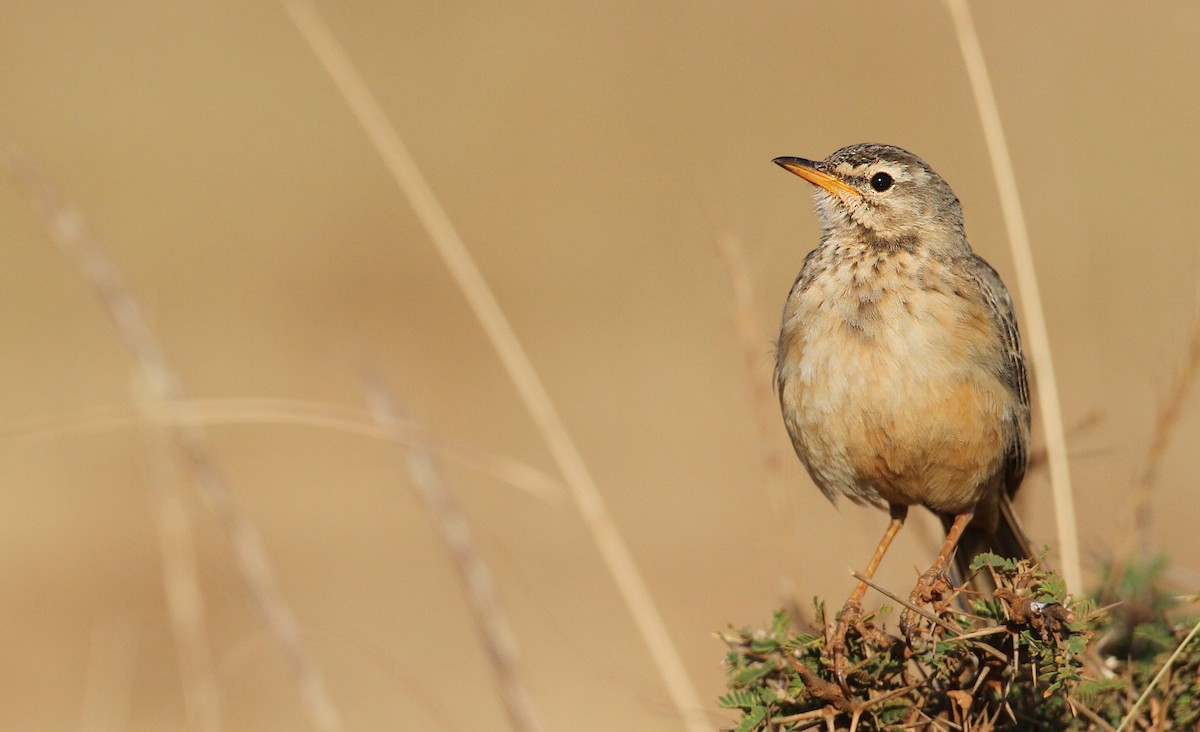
<box><xmin>1103</xmin><ymin>294</ymin><xmax>1200</xmax><ymax>601</ymax></box>
<box><xmin>283</xmin><ymin>3</ymin><xmax>710</xmax><ymax>729</ymax></box>
<box><xmin>850</xmin><ymin>571</ymin><xmax>1007</xmax><ymax>663</ymax></box>
<box><xmin>944</xmin><ymin>0</ymin><xmax>1082</xmax><ymax>592</ymax></box>
<box><xmin>134</xmin><ymin>377</ymin><xmax>223</xmax><ymax>732</ymax></box>
<box><xmin>1130</xmin><ymin>292</ymin><xmax>1200</xmax><ymax>555</ymax></box>
<box><xmin>711</xmin><ymin>222</ymin><xmax>792</xmax><ymax>513</ymax></box>
<box><xmin>1025</xmin><ymin>410</ymin><xmax>1103</xmax><ymax>474</ymax></box>
<box><xmin>3</xmin><ymin>398</ymin><xmax>563</xmax><ymax>504</ymax></box>
<box><xmin>366</xmin><ymin>382</ymin><xmax>546</xmax><ymax>732</ymax></box>
<box><xmin>1116</xmin><ymin>615</ymin><xmax>1200</xmax><ymax>731</ymax></box>
<box><xmin>4</xmin><ymin>145</ymin><xmax>342</xmax><ymax>732</ymax></box>
<box><xmin>1068</xmin><ymin>696</ymin><xmax>1117</xmax><ymax>732</ymax></box>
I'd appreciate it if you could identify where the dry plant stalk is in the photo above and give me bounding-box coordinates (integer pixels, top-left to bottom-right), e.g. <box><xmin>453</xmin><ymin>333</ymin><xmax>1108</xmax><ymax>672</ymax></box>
<box><xmin>1102</xmin><ymin>295</ymin><xmax>1200</xmax><ymax>601</ymax></box>
<box><xmin>4</xmin><ymin>146</ymin><xmax>342</xmax><ymax>732</ymax></box>
<box><xmin>283</xmin><ymin>3</ymin><xmax>711</xmax><ymax>729</ymax></box>
<box><xmin>1129</xmin><ymin>296</ymin><xmax>1200</xmax><ymax>555</ymax></box>
<box><xmin>366</xmin><ymin>382</ymin><xmax>546</xmax><ymax>732</ymax></box>
<box><xmin>134</xmin><ymin>378</ymin><xmax>222</xmax><ymax>732</ymax></box>
<box><xmin>1116</xmin><ymin>615</ymin><xmax>1200</xmax><ymax>731</ymax></box>
<box><xmin>944</xmin><ymin>0</ymin><xmax>1082</xmax><ymax>592</ymax></box>
<box><xmin>711</xmin><ymin>224</ymin><xmax>791</xmax><ymax>514</ymax></box>
<box><xmin>5</xmin><ymin>398</ymin><xmax>564</xmax><ymax>505</ymax></box>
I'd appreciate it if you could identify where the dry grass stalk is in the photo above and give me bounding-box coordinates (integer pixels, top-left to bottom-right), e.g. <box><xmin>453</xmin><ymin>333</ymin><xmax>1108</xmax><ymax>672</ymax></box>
<box><xmin>4</xmin><ymin>145</ymin><xmax>342</xmax><ymax>732</ymax></box>
<box><xmin>1116</xmin><ymin>615</ymin><xmax>1200</xmax><ymax>731</ymax></box>
<box><xmin>133</xmin><ymin>377</ymin><xmax>223</xmax><ymax>732</ymax></box>
<box><xmin>366</xmin><ymin>382</ymin><xmax>546</xmax><ymax>732</ymax></box>
<box><xmin>1101</xmin><ymin>294</ymin><xmax>1200</xmax><ymax>602</ymax></box>
<box><xmin>1129</xmin><ymin>294</ymin><xmax>1200</xmax><ymax>555</ymax></box>
<box><xmin>944</xmin><ymin>0</ymin><xmax>1082</xmax><ymax>592</ymax></box>
<box><xmin>4</xmin><ymin>398</ymin><xmax>564</xmax><ymax>504</ymax></box>
<box><xmin>283</xmin><ymin>3</ymin><xmax>710</xmax><ymax>729</ymax></box>
<box><xmin>711</xmin><ymin>223</ymin><xmax>792</xmax><ymax>516</ymax></box>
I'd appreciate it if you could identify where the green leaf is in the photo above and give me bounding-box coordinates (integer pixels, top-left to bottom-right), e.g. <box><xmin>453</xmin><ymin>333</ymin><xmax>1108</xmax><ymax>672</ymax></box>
<box><xmin>733</xmin><ymin>664</ymin><xmax>774</xmax><ymax>686</ymax></box>
<box><xmin>1073</xmin><ymin>677</ymin><xmax>1125</xmax><ymax>703</ymax></box>
<box><xmin>717</xmin><ymin>689</ymin><xmax>759</xmax><ymax>710</ymax></box>
<box><xmin>770</xmin><ymin>609</ymin><xmax>790</xmax><ymax>638</ymax></box>
<box><xmin>1066</xmin><ymin>634</ymin><xmax>1088</xmax><ymax>656</ymax></box>
<box><xmin>1037</xmin><ymin>574</ymin><xmax>1067</xmax><ymax>602</ymax></box>
<box><xmin>749</xmin><ymin>638</ymin><xmax>779</xmax><ymax>654</ymax></box>
<box><xmin>783</xmin><ymin>633</ymin><xmax>822</xmax><ymax>652</ymax></box>
<box><xmin>970</xmin><ymin>552</ymin><xmax>1015</xmax><ymax>572</ymax></box>
<box><xmin>735</xmin><ymin>705</ymin><xmax>766</xmax><ymax>732</ymax></box>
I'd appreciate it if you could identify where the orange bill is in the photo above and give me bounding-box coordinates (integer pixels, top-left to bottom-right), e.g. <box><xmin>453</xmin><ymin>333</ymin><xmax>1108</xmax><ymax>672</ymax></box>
<box><xmin>773</xmin><ymin>157</ymin><xmax>861</xmax><ymax>198</ymax></box>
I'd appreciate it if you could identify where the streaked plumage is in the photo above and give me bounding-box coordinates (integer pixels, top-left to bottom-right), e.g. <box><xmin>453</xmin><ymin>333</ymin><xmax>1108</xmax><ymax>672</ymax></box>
<box><xmin>772</xmin><ymin>144</ymin><xmax>1034</xmax><ymax>665</ymax></box>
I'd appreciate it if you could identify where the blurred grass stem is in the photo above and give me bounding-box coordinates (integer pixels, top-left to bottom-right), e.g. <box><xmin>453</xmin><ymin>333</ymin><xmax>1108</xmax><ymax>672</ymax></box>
<box><xmin>367</xmin><ymin>383</ymin><xmax>545</xmax><ymax>732</ymax></box>
<box><xmin>283</xmin><ymin>3</ymin><xmax>711</xmax><ymax>729</ymax></box>
<box><xmin>1116</xmin><ymin>615</ymin><xmax>1200</xmax><ymax>731</ymax></box>
<box><xmin>944</xmin><ymin>0</ymin><xmax>1082</xmax><ymax>592</ymax></box>
<box><xmin>5</xmin><ymin>398</ymin><xmax>564</xmax><ymax>505</ymax></box>
<box><xmin>135</xmin><ymin>379</ymin><xmax>223</xmax><ymax>732</ymax></box>
<box><xmin>1130</xmin><ymin>292</ymin><xmax>1200</xmax><ymax>555</ymax></box>
<box><xmin>4</xmin><ymin>145</ymin><xmax>342</xmax><ymax>732</ymax></box>
<box><xmin>711</xmin><ymin>223</ymin><xmax>791</xmax><ymax>518</ymax></box>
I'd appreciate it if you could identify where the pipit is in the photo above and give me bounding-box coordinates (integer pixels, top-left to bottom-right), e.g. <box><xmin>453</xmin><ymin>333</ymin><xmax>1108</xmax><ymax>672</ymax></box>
<box><xmin>772</xmin><ymin>143</ymin><xmax>1034</xmax><ymax>682</ymax></box>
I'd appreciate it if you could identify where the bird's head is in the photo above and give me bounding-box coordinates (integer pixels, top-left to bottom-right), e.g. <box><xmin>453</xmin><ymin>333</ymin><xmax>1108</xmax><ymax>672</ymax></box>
<box><xmin>774</xmin><ymin>143</ymin><xmax>965</xmax><ymax>248</ymax></box>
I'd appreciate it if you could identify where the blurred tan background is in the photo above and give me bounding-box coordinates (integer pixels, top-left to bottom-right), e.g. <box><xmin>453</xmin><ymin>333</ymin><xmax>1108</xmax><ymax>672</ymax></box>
<box><xmin>2</xmin><ymin>2</ymin><xmax>1199</xmax><ymax>730</ymax></box>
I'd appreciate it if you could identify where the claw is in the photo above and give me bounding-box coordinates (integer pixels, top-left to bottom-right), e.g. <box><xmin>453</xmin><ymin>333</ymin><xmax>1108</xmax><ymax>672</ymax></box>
<box><xmin>899</xmin><ymin>606</ymin><xmax>921</xmax><ymax>640</ymax></box>
<box><xmin>824</xmin><ymin>506</ymin><xmax>909</xmax><ymax>694</ymax></box>
<box><xmin>901</xmin><ymin>565</ymin><xmax>953</xmax><ymax>636</ymax></box>
<box><xmin>829</xmin><ymin>599</ymin><xmax>862</xmax><ymax>693</ymax></box>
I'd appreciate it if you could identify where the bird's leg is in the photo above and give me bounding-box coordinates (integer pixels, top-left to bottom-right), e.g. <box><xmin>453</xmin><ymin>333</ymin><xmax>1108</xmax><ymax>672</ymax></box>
<box><xmin>901</xmin><ymin>510</ymin><xmax>974</xmax><ymax>636</ymax></box>
<box><xmin>831</xmin><ymin>504</ymin><xmax>907</xmax><ymax>689</ymax></box>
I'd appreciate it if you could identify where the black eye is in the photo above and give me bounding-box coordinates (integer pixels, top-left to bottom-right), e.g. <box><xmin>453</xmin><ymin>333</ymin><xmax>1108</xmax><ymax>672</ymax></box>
<box><xmin>869</xmin><ymin>172</ymin><xmax>894</xmax><ymax>192</ymax></box>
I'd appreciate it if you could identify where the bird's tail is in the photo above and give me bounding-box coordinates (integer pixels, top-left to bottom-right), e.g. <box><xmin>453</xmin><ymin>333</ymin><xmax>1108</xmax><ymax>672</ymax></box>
<box><xmin>943</xmin><ymin>494</ymin><xmax>1035</xmax><ymax>594</ymax></box>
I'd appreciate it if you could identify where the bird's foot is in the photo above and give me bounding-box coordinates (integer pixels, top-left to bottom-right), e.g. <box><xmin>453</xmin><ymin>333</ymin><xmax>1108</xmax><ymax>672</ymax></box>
<box><xmin>900</xmin><ymin>565</ymin><xmax>953</xmax><ymax>638</ymax></box>
<box><xmin>828</xmin><ymin>599</ymin><xmax>894</xmax><ymax>692</ymax></box>
<box><xmin>829</xmin><ymin>599</ymin><xmax>860</xmax><ymax>692</ymax></box>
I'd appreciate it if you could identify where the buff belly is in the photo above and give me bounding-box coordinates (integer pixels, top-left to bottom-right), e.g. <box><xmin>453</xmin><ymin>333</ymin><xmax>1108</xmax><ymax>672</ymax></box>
<box><xmin>777</xmin><ymin>280</ymin><xmax>1012</xmax><ymax>514</ymax></box>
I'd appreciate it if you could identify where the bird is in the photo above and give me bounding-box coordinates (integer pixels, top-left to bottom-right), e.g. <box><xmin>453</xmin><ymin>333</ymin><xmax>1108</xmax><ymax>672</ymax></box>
<box><xmin>772</xmin><ymin>143</ymin><xmax>1034</xmax><ymax>680</ymax></box>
